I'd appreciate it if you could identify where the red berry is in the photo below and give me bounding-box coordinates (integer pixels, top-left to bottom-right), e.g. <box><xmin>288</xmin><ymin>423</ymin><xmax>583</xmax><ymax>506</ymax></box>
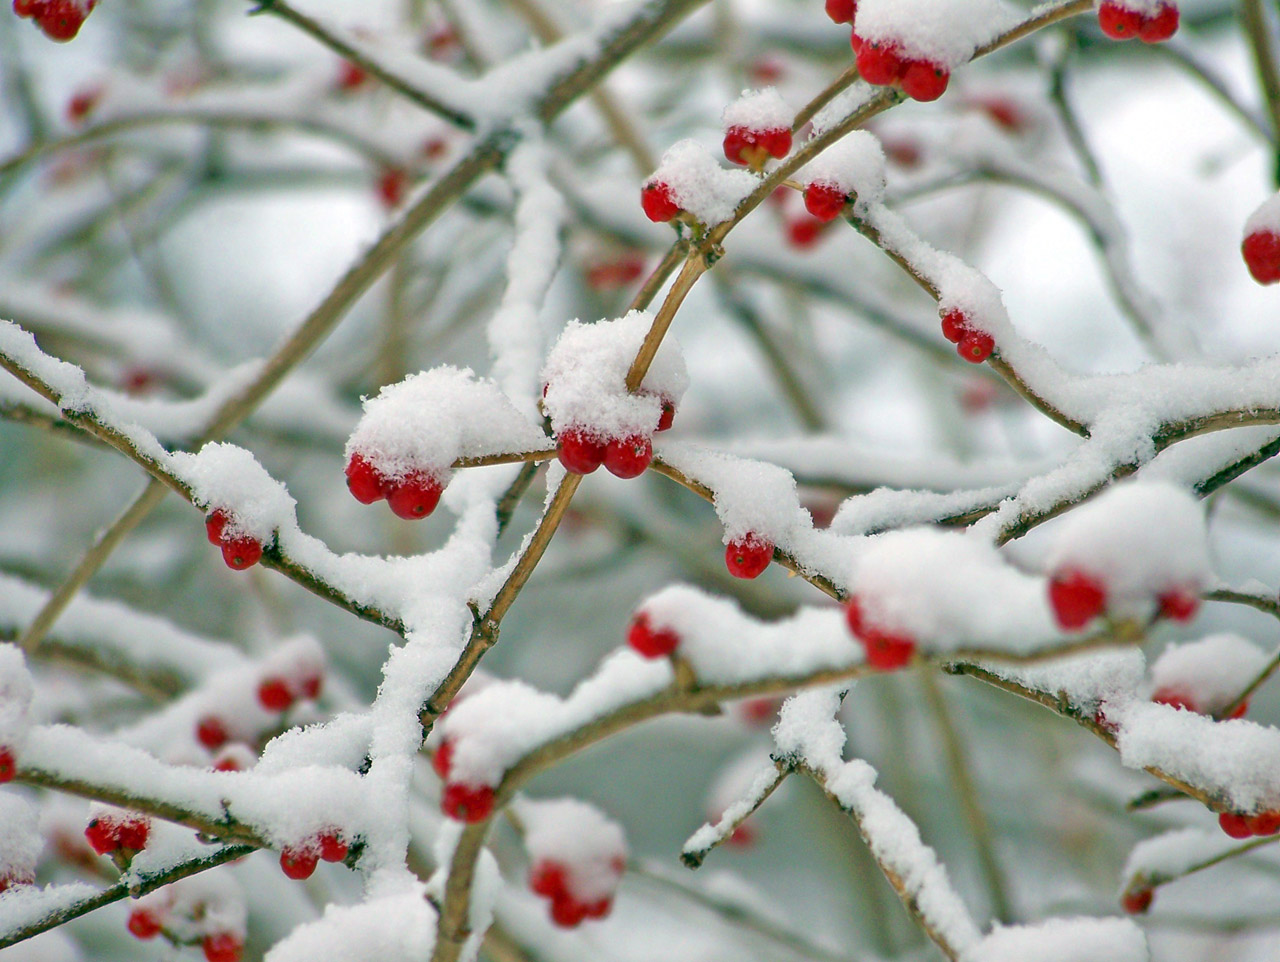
<box><xmin>203</xmin><ymin>933</ymin><xmax>244</xmax><ymax>962</ymax></box>
<box><xmin>346</xmin><ymin>454</ymin><xmax>387</xmax><ymax>504</ymax></box>
<box><xmin>1151</xmin><ymin>688</ymin><xmax>1197</xmax><ymax>713</ymax></box>
<box><xmin>1219</xmin><ymin>812</ymin><xmax>1253</xmax><ymax>839</ymax></box>
<box><xmin>825</xmin><ymin>0</ymin><xmax>856</xmax><ymax>23</ymax></box>
<box><xmin>196</xmin><ymin>716</ymin><xmax>229</xmax><ymax>751</ymax></box>
<box><xmin>1137</xmin><ymin>3</ymin><xmax>1178</xmax><ymax>42</ymax></box>
<box><xmin>221</xmin><ymin>536</ymin><xmax>263</xmax><ymax>571</ymax></box>
<box><xmin>1048</xmin><ymin>569</ymin><xmax>1107</xmax><ymax>630</ymax></box>
<box><xmin>280</xmin><ymin>846</ymin><xmax>319</xmax><ymax>880</ymax></box>
<box><xmin>1247</xmin><ymin>810</ymin><xmax>1280</xmax><ymax>836</ymax></box>
<box><xmin>940</xmin><ymin>309</ymin><xmax>969</xmax><ymax>343</ymax></box>
<box><xmin>859</xmin><ymin>628</ymin><xmax>916</xmax><ymax>671</ymax></box>
<box><xmin>845</xmin><ymin>597</ymin><xmax>865</xmax><ymax>636</ymax></box>
<box><xmin>1157</xmin><ymin>587</ymin><xmax>1199</xmax><ymax>622</ymax></box>
<box><xmin>300</xmin><ymin>673</ymin><xmax>323</xmax><ymax>700</ymax></box>
<box><xmin>850</xmin><ymin>29</ymin><xmax>865</xmax><ymax>55</ymax></box>
<box><xmin>432</xmin><ymin>737</ymin><xmax>454</xmax><ymax>779</ymax></box>
<box><xmin>1242</xmin><ymin>230</ymin><xmax>1280</xmax><ymax>284</ymax></box>
<box><xmin>205</xmin><ymin>509</ymin><xmax>228</xmax><ymax>545</ymax></box>
<box><xmin>0</xmin><ymin>746</ymin><xmax>15</xmax><ymax>783</ymax></box>
<box><xmin>740</xmin><ymin>697</ymin><xmax>779</xmax><ymax>724</ymax></box>
<box><xmin>727</xmin><ymin>821</ymin><xmax>757</xmax><ymax>847</ymax></box>
<box><xmin>1226</xmin><ymin>699</ymin><xmax>1250</xmax><ymax>720</ymax></box>
<box><xmin>603</xmin><ymin>435</ymin><xmax>653</xmax><ymax>479</ymax></box>
<box><xmin>1121</xmin><ymin>888</ymin><xmax>1153</xmax><ymax>914</ymax></box>
<box><xmin>116</xmin><ymin>817</ymin><xmax>149</xmax><ymax>851</ymax></box>
<box><xmin>724</xmin><ymin>125</ymin><xmax>792</xmax><ymax>166</ymax></box>
<box><xmin>336</xmin><ymin>60</ymin><xmax>369</xmax><ymax>90</ymax></box>
<box><xmin>958</xmin><ymin>330</ymin><xmax>995</xmax><ymax>363</ymax></box>
<box><xmin>13</xmin><ymin>0</ymin><xmax>45</xmax><ymax>17</ymax></box>
<box><xmin>377</xmin><ymin>167</ymin><xmax>408</xmax><ymax>209</ymax></box>
<box><xmin>529</xmin><ymin>860</ymin><xmax>568</xmax><ymax>898</ymax></box>
<box><xmin>66</xmin><ymin>86</ymin><xmax>101</xmax><ymax>124</ymax></box>
<box><xmin>558</xmin><ymin>429</ymin><xmax>606</xmax><ymax>475</ymax></box>
<box><xmin>84</xmin><ymin>817</ymin><xmax>119</xmax><ymax>855</ymax></box>
<box><xmin>35</xmin><ymin>0</ymin><xmax>87</xmax><ymax>41</ymax></box>
<box><xmin>970</xmin><ymin>96</ymin><xmax>1025</xmax><ymax>132</ymax></box>
<box><xmin>127</xmin><ymin>908</ymin><xmax>163</xmax><ymax>940</ymax></box>
<box><xmin>387</xmin><ymin>472</ymin><xmax>444</xmax><ymax>520</ymax></box>
<box><xmin>585</xmin><ymin>255</ymin><xmax>645</xmax><ymax>290</ymax></box>
<box><xmin>787</xmin><ymin>217</ymin><xmax>824</xmax><ymax>248</ymax></box>
<box><xmin>550</xmin><ymin>892</ymin><xmax>589</xmax><ymax>928</ymax></box>
<box><xmin>641</xmin><ymin>181</ymin><xmax>681</xmax><ymax>223</ymax></box>
<box><xmin>725</xmin><ymin>536</ymin><xmax>773</xmax><ymax>579</ymax></box>
<box><xmin>1098</xmin><ymin>1</ymin><xmax>1143</xmax><ymax>39</ymax></box>
<box><xmin>212</xmin><ymin>748</ymin><xmax>245</xmax><ymax>772</ymax></box>
<box><xmin>804</xmin><ymin>182</ymin><xmax>847</xmax><ymax>222</ymax></box>
<box><xmin>318</xmin><ymin>831</ymin><xmax>349</xmax><ymax>862</ymax></box>
<box><xmin>582</xmin><ymin>897</ymin><xmax>613</xmax><ymax>919</ymax></box>
<box><xmin>899</xmin><ymin>61</ymin><xmax>949</xmax><ymax>102</ymax></box>
<box><xmin>855</xmin><ymin>40</ymin><xmax>904</xmax><ymax>86</ymax></box>
<box><xmin>626</xmin><ymin>611</ymin><xmax>679</xmax><ymax>659</ymax></box>
<box><xmin>258</xmin><ymin>677</ymin><xmax>295</xmax><ymax>712</ymax></box>
<box><xmin>442</xmin><ymin>782</ymin><xmax>496</xmax><ymax>823</ymax></box>
<box><xmin>657</xmin><ymin>399</ymin><xmax>675</xmax><ymax>432</ymax></box>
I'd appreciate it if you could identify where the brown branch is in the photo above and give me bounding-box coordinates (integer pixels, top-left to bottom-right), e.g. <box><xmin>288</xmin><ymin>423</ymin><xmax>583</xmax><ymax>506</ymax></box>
<box><xmin>1241</xmin><ymin>0</ymin><xmax>1280</xmax><ymax>158</ymax></box>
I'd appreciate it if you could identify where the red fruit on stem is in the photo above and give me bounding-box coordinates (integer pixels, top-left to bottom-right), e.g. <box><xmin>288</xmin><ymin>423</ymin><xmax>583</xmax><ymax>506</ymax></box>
<box><xmin>377</xmin><ymin>167</ymin><xmax>408</xmax><ymax>209</ymax></box>
<box><xmin>529</xmin><ymin>860</ymin><xmax>568</xmax><ymax>898</ymax></box>
<box><xmin>1219</xmin><ymin>812</ymin><xmax>1253</xmax><ymax>839</ymax></box>
<box><xmin>1226</xmin><ymin>699</ymin><xmax>1250</xmax><ymax>720</ymax></box>
<box><xmin>280</xmin><ymin>846</ymin><xmax>319</xmax><ymax>880</ymax></box>
<box><xmin>1151</xmin><ymin>688</ymin><xmax>1197</xmax><ymax>713</ymax></box>
<box><xmin>845</xmin><ymin>596</ymin><xmax>864</xmax><ymax>636</ymax></box>
<box><xmin>958</xmin><ymin>330</ymin><xmax>995</xmax><ymax>363</ymax></box>
<box><xmin>196</xmin><ymin>715</ymin><xmax>230</xmax><ymax>750</ymax></box>
<box><xmin>1121</xmin><ymin>888</ymin><xmax>1153</xmax><ymax>914</ymax></box>
<box><xmin>84</xmin><ymin>818</ymin><xmax>119</xmax><ymax>855</ymax></box>
<box><xmin>13</xmin><ymin>0</ymin><xmax>45</xmax><ymax>18</ymax></box>
<box><xmin>116</xmin><ymin>817</ymin><xmax>149</xmax><ymax>851</ymax></box>
<box><xmin>804</xmin><ymin>182</ymin><xmax>847</xmax><ymax>222</ymax></box>
<box><xmin>432</xmin><ymin>737</ymin><xmax>454</xmax><ymax>779</ymax></box>
<box><xmin>1247</xmin><ymin>810</ymin><xmax>1280</xmax><ymax>836</ymax></box>
<box><xmin>727</xmin><ymin>820</ymin><xmax>757</xmax><ymax>847</ymax></box>
<box><xmin>66</xmin><ymin>86</ymin><xmax>101</xmax><ymax>124</ymax></box>
<box><xmin>318</xmin><ymin>831</ymin><xmax>349</xmax><ymax>862</ymax></box>
<box><xmin>1157</xmin><ymin>587</ymin><xmax>1199</xmax><ymax>622</ymax></box>
<box><xmin>641</xmin><ymin>181</ymin><xmax>681</xmax><ymax>223</ymax></box>
<box><xmin>258</xmin><ymin>677</ymin><xmax>295</xmax><ymax>712</ymax></box>
<box><xmin>35</xmin><ymin>0</ymin><xmax>88</xmax><ymax>41</ymax></box>
<box><xmin>387</xmin><ymin>472</ymin><xmax>444</xmax><ymax>520</ymax></box>
<box><xmin>558</xmin><ymin>430</ymin><xmax>606</xmax><ymax>475</ymax></box>
<box><xmin>346</xmin><ymin>454</ymin><xmax>387</xmax><ymax>504</ymax></box>
<box><xmin>725</xmin><ymin>536</ymin><xmax>773</xmax><ymax>579</ymax></box>
<box><xmin>1242</xmin><ymin>230</ymin><xmax>1280</xmax><ymax>284</ymax></box>
<box><xmin>603</xmin><ymin>435</ymin><xmax>653</xmax><ymax>479</ymax></box>
<box><xmin>855</xmin><ymin>40</ymin><xmax>904</xmax><ymax>86</ymax></box>
<box><xmin>850</xmin><ymin>29</ymin><xmax>865</xmax><ymax>55</ymax></box>
<box><xmin>1137</xmin><ymin>3</ymin><xmax>1178</xmax><ymax>42</ymax></box>
<box><xmin>825</xmin><ymin>0</ymin><xmax>856</xmax><ymax>23</ymax></box>
<box><xmin>221</xmin><ymin>536</ymin><xmax>263</xmax><ymax>571</ymax></box>
<box><xmin>205</xmin><ymin>509</ymin><xmax>228</xmax><ymax>545</ymax></box>
<box><xmin>203</xmin><ymin>933</ymin><xmax>244</xmax><ymax>962</ymax></box>
<box><xmin>1048</xmin><ymin>569</ymin><xmax>1107</xmax><ymax>630</ymax></box>
<box><xmin>657</xmin><ymin>399</ymin><xmax>676</xmax><ymax>432</ymax></box>
<box><xmin>860</xmin><ymin>629</ymin><xmax>916</xmax><ymax>671</ymax></box>
<box><xmin>441</xmin><ymin>782</ymin><xmax>496</xmax><ymax>823</ymax></box>
<box><xmin>550</xmin><ymin>893</ymin><xmax>589</xmax><ymax>928</ymax></box>
<box><xmin>1098</xmin><ymin>1</ymin><xmax>1143</xmax><ymax>39</ymax></box>
<box><xmin>787</xmin><ymin>217</ymin><xmax>824</xmax><ymax>248</ymax></box>
<box><xmin>626</xmin><ymin>611</ymin><xmax>679</xmax><ymax>659</ymax></box>
<box><xmin>300</xmin><ymin>673</ymin><xmax>323</xmax><ymax>700</ymax></box>
<box><xmin>0</xmin><ymin>746</ymin><xmax>15</xmax><ymax>783</ymax></box>
<box><xmin>899</xmin><ymin>61</ymin><xmax>949</xmax><ymax>102</ymax></box>
<box><xmin>940</xmin><ymin>309</ymin><xmax>969</xmax><ymax>343</ymax></box>
<box><xmin>724</xmin><ymin>126</ymin><xmax>791</xmax><ymax>165</ymax></box>
<box><xmin>127</xmin><ymin>908</ymin><xmax>163</xmax><ymax>940</ymax></box>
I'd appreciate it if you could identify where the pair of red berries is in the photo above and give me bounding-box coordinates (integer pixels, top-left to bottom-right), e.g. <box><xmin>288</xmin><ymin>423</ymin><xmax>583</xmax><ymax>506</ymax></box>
<box><xmin>279</xmin><ymin>831</ymin><xmax>350</xmax><ymax>879</ymax></box>
<box><xmin>852</xmin><ymin>36</ymin><xmax>950</xmax><ymax>103</ymax></box>
<box><xmin>845</xmin><ymin>597</ymin><xmax>917</xmax><ymax>670</ymax></box>
<box><xmin>258</xmin><ymin>671</ymin><xmax>322</xmax><ymax>713</ymax></box>
<box><xmin>940</xmin><ymin>309</ymin><xmax>995</xmax><ymax>364</ymax></box>
<box><xmin>345</xmin><ymin>453</ymin><xmax>446</xmax><ymax>519</ymax></box>
<box><xmin>725</xmin><ymin>535</ymin><xmax>774</xmax><ymax>579</ymax></box>
<box><xmin>627</xmin><ymin>611</ymin><xmax>680</xmax><ymax>659</ymax></box>
<box><xmin>205</xmin><ymin>510</ymin><xmax>264</xmax><ymax>571</ymax></box>
<box><xmin>558</xmin><ymin>430</ymin><xmax>654</xmax><ymax>478</ymax></box>
<box><xmin>12</xmin><ymin>0</ymin><xmax>93</xmax><ymax>41</ymax></box>
<box><xmin>723</xmin><ymin>125</ymin><xmax>793</xmax><ymax>169</ymax></box>
<box><xmin>1219</xmin><ymin>809</ymin><xmax>1280</xmax><ymax>840</ymax></box>
<box><xmin>1151</xmin><ymin>687</ymin><xmax>1248</xmax><ymax>719</ymax></box>
<box><xmin>85</xmin><ymin>813</ymin><xmax>150</xmax><ymax>855</ymax></box>
<box><xmin>432</xmin><ymin>739</ymin><xmax>497</xmax><ymax>823</ymax></box>
<box><xmin>1047</xmin><ymin>569</ymin><xmax>1199</xmax><ymax>631</ymax></box>
<box><xmin>1243</xmin><ymin>229</ymin><xmax>1280</xmax><ymax>284</ymax></box>
<box><xmin>529</xmin><ymin>860</ymin><xmax>614</xmax><ymax>928</ymax></box>
<box><xmin>1097</xmin><ymin>1</ymin><xmax>1178</xmax><ymax>42</ymax></box>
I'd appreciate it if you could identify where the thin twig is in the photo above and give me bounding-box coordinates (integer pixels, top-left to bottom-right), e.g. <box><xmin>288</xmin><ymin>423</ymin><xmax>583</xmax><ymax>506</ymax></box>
<box><xmin>1240</xmin><ymin>0</ymin><xmax>1280</xmax><ymax>174</ymax></box>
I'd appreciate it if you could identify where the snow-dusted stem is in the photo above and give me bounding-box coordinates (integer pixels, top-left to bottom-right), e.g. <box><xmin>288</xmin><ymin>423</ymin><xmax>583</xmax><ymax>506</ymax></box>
<box><xmin>1240</xmin><ymin>0</ymin><xmax>1280</xmax><ymax>160</ymax></box>
<box><xmin>680</xmin><ymin>762</ymin><xmax>790</xmax><ymax>868</ymax></box>
<box><xmin>791</xmin><ymin>62</ymin><xmax>861</xmax><ymax>132</ymax></box>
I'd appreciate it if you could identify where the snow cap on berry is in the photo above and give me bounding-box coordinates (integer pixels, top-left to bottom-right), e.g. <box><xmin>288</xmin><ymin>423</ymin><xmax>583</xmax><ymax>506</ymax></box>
<box><xmin>721</xmin><ymin>87</ymin><xmax>792</xmax><ymax>136</ymax></box>
<box><xmin>645</xmin><ymin>140</ymin><xmax>758</xmax><ymax>226</ymax></box>
<box><xmin>516</xmin><ymin>797</ymin><xmax>627</xmax><ymax>901</ymax></box>
<box><xmin>173</xmin><ymin>442</ymin><xmax>293</xmax><ymax>547</ymax></box>
<box><xmin>935</xmin><ymin>264</ymin><xmax>1009</xmax><ymax>344</ymax></box>
<box><xmin>0</xmin><ymin>646</ymin><xmax>34</xmax><ymax>757</ymax></box>
<box><xmin>541</xmin><ymin>311</ymin><xmax>689</xmax><ymax>443</ymax></box>
<box><xmin>1149</xmin><ymin>634</ymin><xmax>1268</xmax><ymax>716</ymax></box>
<box><xmin>438</xmin><ymin>681</ymin><xmax>563</xmax><ymax>787</ymax></box>
<box><xmin>796</xmin><ymin>131</ymin><xmax>886</xmax><ymax>213</ymax></box>
<box><xmin>853</xmin><ymin>0</ymin><xmax>1020</xmax><ymax>68</ymax></box>
<box><xmin>1045</xmin><ymin>480</ymin><xmax>1211</xmax><ymax>620</ymax></box>
<box><xmin>346</xmin><ymin>366</ymin><xmax>544</xmax><ymax>488</ymax></box>
<box><xmin>1244</xmin><ymin>191</ymin><xmax>1280</xmax><ymax>243</ymax></box>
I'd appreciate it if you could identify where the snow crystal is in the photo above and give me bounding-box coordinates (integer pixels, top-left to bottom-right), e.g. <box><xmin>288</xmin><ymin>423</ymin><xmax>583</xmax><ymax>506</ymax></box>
<box><xmin>1000</xmin><ymin>649</ymin><xmax>1146</xmax><ymax>713</ymax></box>
<box><xmin>961</xmin><ymin>916</ymin><xmax>1147</xmax><ymax>962</ymax></box>
<box><xmin>170</xmin><ymin>442</ymin><xmax>296</xmax><ymax>544</ymax></box>
<box><xmin>0</xmin><ymin>647</ymin><xmax>33</xmax><ymax>751</ymax></box>
<box><xmin>646</xmin><ymin>140</ymin><xmax>758</xmax><ymax>226</ymax></box>
<box><xmin>439</xmin><ymin>682</ymin><xmax>564</xmax><ymax>786</ymax></box>
<box><xmin>721</xmin><ymin>88</ymin><xmax>792</xmax><ymax>132</ymax></box>
<box><xmin>853</xmin><ymin>0</ymin><xmax>1022</xmax><ymax>67</ymax></box>
<box><xmin>797</xmin><ymin>131</ymin><xmax>886</xmax><ymax>211</ymax></box>
<box><xmin>264</xmin><ymin>886</ymin><xmax>436</xmax><ymax>962</ymax></box>
<box><xmin>1149</xmin><ymin>634</ymin><xmax>1269</xmax><ymax>714</ymax></box>
<box><xmin>1244</xmin><ymin>190</ymin><xmax>1280</xmax><ymax>237</ymax></box>
<box><xmin>516</xmin><ymin>797</ymin><xmax>626</xmax><ymax>901</ymax></box>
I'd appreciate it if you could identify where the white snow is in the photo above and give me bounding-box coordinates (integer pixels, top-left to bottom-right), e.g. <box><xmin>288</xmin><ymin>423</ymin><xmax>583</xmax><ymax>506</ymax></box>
<box><xmin>645</xmin><ymin>140</ymin><xmax>759</xmax><ymax>226</ymax></box>
<box><xmin>721</xmin><ymin>88</ymin><xmax>792</xmax><ymax>132</ymax></box>
<box><xmin>1148</xmin><ymin>634</ymin><xmax>1269</xmax><ymax>714</ymax></box>
<box><xmin>961</xmin><ymin>917</ymin><xmax>1147</xmax><ymax>962</ymax></box>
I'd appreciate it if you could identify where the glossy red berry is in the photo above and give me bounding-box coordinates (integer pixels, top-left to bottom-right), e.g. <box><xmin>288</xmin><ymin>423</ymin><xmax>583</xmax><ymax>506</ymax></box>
<box><xmin>280</xmin><ymin>846</ymin><xmax>319</xmax><ymax>880</ymax></box>
<box><xmin>856</xmin><ymin>40</ymin><xmax>904</xmax><ymax>86</ymax></box>
<box><xmin>940</xmin><ymin>309</ymin><xmax>968</xmax><ymax>343</ymax></box>
<box><xmin>1137</xmin><ymin>3</ymin><xmax>1178</xmax><ymax>42</ymax></box>
<box><xmin>1219</xmin><ymin>812</ymin><xmax>1253</xmax><ymax>839</ymax></box>
<box><xmin>1157</xmin><ymin>587</ymin><xmax>1199</xmax><ymax>622</ymax></box>
<box><xmin>205</xmin><ymin>509</ymin><xmax>228</xmax><ymax>545</ymax></box>
<box><xmin>1243</xmin><ymin>230</ymin><xmax>1280</xmax><ymax>284</ymax></box>
<box><xmin>442</xmin><ymin>782</ymin><xmax>496</xmax><ymax>823</ymax></box>
<box><xmin>318</xmin><ymin>831</ymin><xmax>349</xmax><ymax>862</ymax></box>
<box><xmin>603</xmin><ymin>435</ymin><xmax>653</xmax><ymax>479</ymax></box>
<box><xmin>1121</xmin><ymin>888</ymin><xmax>1153</xmax><ymax>914</ymax></box>
<box><xmin>860</xmin><ymin>628</ymin><xmax>916</xmax><ymax>671</ymax></box>
<box><xmin>196</xmin><ymin>715</ymin><xmax>230</xmax><ymax>751</ymax></box>
<box><xmin>845</xmin><ymin>596</ymin><xmax>865</xmax><ymax>636</ymax></box>
<box><xmin>1098</xmin><ymin>1</ymin><xmax>1143</xmax><ymax>39</ymax></box>
<box><xmin>657</xmin><ymin>399</ymin><xmax>676</xmax><ymax>432</ymax></box>
<box><xmin>899</xmin><ymin>61</ymin><xmax>949</xmax><ymax>102</ymax></box>
<box><xmin>626</xmin><ymin>611</ymin><xmax>679</xmax><ymax>659</ymax></box>
<box><xmin>432</xmin><ymin>737</ymin><xmax>454</xmax><ymax>779</ymax></box>
<box><xmin>641</xmin><ymin>181</ymin><xmax>681</xmax><ymax>223</ymax></box>
<box><xmin>387</xmin><ymin>472</ymin><xmax>444</xmax><ymax>520</ymax></box>
<box><xmin>825</xmin><ymin>0</ymin><xmax>856</xmax><ymax>23</ymax></box>
<box><xmin>35</xmin><ymin>0</ymin><xmax>88</xmax><ymax>41</ymax></box>
<box><xmin>558</xmin><ymin>430</ymin><xmax>606</xmax><ymax>474</ymax></box>
<box><xmin>1247</xmin><ymin>810</ymin><xmax>1280</xmax><ymax>836</ymax></box>
<box><xmin>1048</xmin><ymin>569</ymin><xmax>1107</xmax><ymax>630</ymax></box>
<box><xmin>0</xmin><ymin>746</ymin><xmax>15</xmax><ymax>782</ymax></box>
<box><xmin>84</xmin><ymin>818</ymin><xmax>118</xmax><ymax>855</ymax></box>
<box><xmin>725</xmin><ymin>536</ymin><xmax>773</xmax><ymax>579</ymax></box>
<box><xmin>127</xmin><ymin>908</ymin><xmax>163</xmax><ymax>940</ymax></box>
<box><xmin>258</xmin><ymin>677</ymin><xmax>294</xmax><ymax>713</ymax></box>
<box><xmin>723</xmin><ymin>125</ymin><xmax>792</xmax><ymax>166</ymax></box>
<box><xmin>958</xmin><ymin>330</ymin><xmax>995</xmax><ymax>363</ymax></box>
<box><xmin>116</xmin><ymin>817</ymin><xmax>149</xmax><ymax>851</ymax></box>
<box><xmin>550</xmin><ymin>892</ymin><xmax>590</xmax><ymax>928</ymax></box>
<box><xmin>203</xmin><ymin>933</ymin><xmax>244</xmax><ymax>962</ymax></box>
<box><xmin>1151</xmin><ymin>688</ymin><xmax>1197</xmax><ymax>712</ymax></box>
<box><xmin>221</xmin><ymin>536</ymin><xmax>263</xmax><ymax>571</ymax></box>
<box><xmin>804</xmin><ymin>182</ymin><xmax>848</xmax><ymax>222</ymax></box>
<box><xmin>346</xmin><ymin>454</ymin><xmax>387</xmax><ymax>504</ymax></box>
<box><xmin>529</xmin><ymin>860</ymin><xmax>568</xmax><ymax>898</ymax></box>
<box><xmin>13</xmin><ymin>0</ymin><xmax>44</xmax><ymax>17</ymax></box>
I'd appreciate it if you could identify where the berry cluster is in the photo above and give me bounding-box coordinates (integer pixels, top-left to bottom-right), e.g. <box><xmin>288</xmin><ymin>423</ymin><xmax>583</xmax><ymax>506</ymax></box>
<box><xmin>84</xmin><ymin>811</ymin><xmax>150</xmax><ymax>856</ymax></box>
<box><xmin>852</xmin><ymin>36</ymin><xmax>950</xmax><ymax>103</ymax></box>
<box><xmin>555</xmin><ymin>390</ymin><xmax>674</xmax><ymax>478</ymax></box>
<box><xmin>722</xmin><ymin>124</ymin><xmax>792</xmax><ymax>170</ymax></box>
<box><xmin>939</xmin><ymin>309</ymin><xmax>995</xmax><ymax>364</ymax></box>
<box><xmin>433</xmin><ymin>739</ymin><xmax>496</xmax><ymax>823</ymax></box>
<box><xmin>1096</xmin><ymin>0</ymin><xmax>1178</xmax><ymax>43</ymax></box>
<box><xmin>1243</xmin><ymin>228</ymin><xmax>1280</xmax><ymax>285</ymax></box>
<box><xmin>126</xmin><ymin>898</ymin><xmax>244</xmax><ymax>962</ymax></box>
<box><xmin>528</xmin><ymin>857</ymin><xmax>622</xmax><ymax>928</ymax></box>
<box><xmin>345</xmin><ymin>453</ymin><xmax>447</xmax><ymax>519</ymax></box>
<box><xmin>12</xmin><ymin>0</ymin><xmax>94</xmax><ymax>42</ymax></box>
<box><xmin>1218</xmin><ymin>809</ymin><xmax>1280</xmax><ymax>840</ymax></box>
<box><xmin>1047</xmin><ymin>568</ymin><xmax>1199</xmax><ymax>631</ymax></box>
<box><xmin>204</xmin><ymin>509</ymin><xmax>264</xmax><ymax>571</ymax></box>
<box><xmin>279</xmin><ymin>831</ymin><xmax>351</xmax><ymax>880</ymax></box>
<box><xmin>626</xmin><ymin>610</ymin><xmax>680</xmax><ymax>659</ymax></box>
<box><xmin>844</xmin><ymin>596</ymin><xmax>916</xmax><ymax>670</ymax></box>
<box><xmin>257</xmin><ymin>666</ymin><xmax>323</xmax><ymax>713</ymax></box>
<box><xmin>724</xmin><ymin>534</ymin><xmax>774</xmax><ymax>579</ymax></box>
